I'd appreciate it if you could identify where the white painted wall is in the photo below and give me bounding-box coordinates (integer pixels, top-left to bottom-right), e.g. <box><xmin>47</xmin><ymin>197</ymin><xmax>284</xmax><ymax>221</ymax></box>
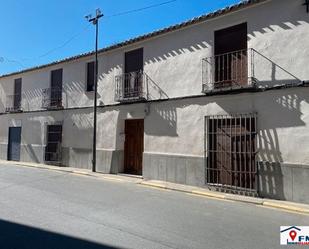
<box><xmin>0</xmin><ymin>0</ymin><xmax>308</xmax><ymax>168</ymax></box>
<box><xmin>143</xmin><ymin>86</ymin><xmax>309</xmax><ymax>165</ymax></box>
<box><xmin>1</xmin><ymin>85</ymin><xmax>307</xmax><ymax>165</ymax></box>
<box><xmin>0</xmin><ymin>0</ymin><xmax>308</xmax><ymax>113</ymax></box>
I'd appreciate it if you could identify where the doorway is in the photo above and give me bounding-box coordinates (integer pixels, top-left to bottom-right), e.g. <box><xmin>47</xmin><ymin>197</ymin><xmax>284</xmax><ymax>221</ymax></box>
<box><xmin>7</xmin><ymin>127</ymin><xmax>22</xmax><ymax>161</ymax></box>
<box><xmin>124</xmin><ymin>48</ymin><xmax>144</xmax><ymax>98</ymax></box>
<box><xmin>124</xmin><ymin>119</ymin><xmax>144</xmax><ymax>175</ymax></box>
<box><xmin>214</xmin><ymin>23</ymin><xmax>248</xmax><ymax>88</ymax></box>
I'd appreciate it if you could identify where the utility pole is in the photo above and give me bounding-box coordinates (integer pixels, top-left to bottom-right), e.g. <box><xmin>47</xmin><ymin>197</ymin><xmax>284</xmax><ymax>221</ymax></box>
<box><xmin>85</xmin><ymin>9</ymin><xmax>104</xmax><ymax>172</ymax></box>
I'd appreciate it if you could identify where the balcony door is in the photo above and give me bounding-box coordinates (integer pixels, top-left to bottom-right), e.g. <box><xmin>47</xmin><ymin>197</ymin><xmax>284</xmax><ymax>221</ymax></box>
<box><xmin>214</xmin><ymin>23</ymin><xmax>248</xmax><ymax>88</ymax></box>
<box><xmin>14</xmin><ymin>78</ymin><xmax>22</xmax><ymax>110</ymax></box>
<box><xmin>50</xmin><ymin>69</ymin><xmax>63</xmax><ymax>107</ymax></box>
<box><xmin>124</xmin><ymin>48</ymin><xmax>143</xmax><ymax>98</ymax></box>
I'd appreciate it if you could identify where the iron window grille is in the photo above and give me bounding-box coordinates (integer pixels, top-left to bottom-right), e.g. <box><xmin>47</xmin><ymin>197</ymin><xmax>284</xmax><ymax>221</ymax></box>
<box><xmin>205</xmin><ymin>113</ymin><xmax>258</xmax><ymax>195</ymax></box>
<box><xmin>44</xmin><ymin>124</ymin><xmax>62</xmax><ymax>164</ymax></box>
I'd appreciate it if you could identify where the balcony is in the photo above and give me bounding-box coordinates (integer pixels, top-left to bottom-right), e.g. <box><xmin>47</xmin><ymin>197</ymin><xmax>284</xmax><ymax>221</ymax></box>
<box><xmin>115</xmin><ymin>71</ymin><xmax>149</xmax><ymax>102</ymax></box>
<box><xmin>202</xmin><ymin>49</ymin><xmax>256</xmax><ymax>92</ymax></box>
<box><xmin>42</xmin><ymin>88</ymin><xmax>63</xmax><ymax>109</ymax></box>
<box><xmin>202</xmin><ymin>48</ymin><xmax>301</xmax><ymax>93</ymax></box>
<box><xmin>5</xmin><ymin>94</ymin><xmax>22</xmax><ymax>113</ymax></box>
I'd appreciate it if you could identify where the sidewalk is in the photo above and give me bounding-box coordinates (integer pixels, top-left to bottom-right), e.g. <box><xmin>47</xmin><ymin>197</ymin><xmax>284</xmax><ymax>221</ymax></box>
<box><xmin>2</xmin><ymin>160</ymin><xmax>309</xmax><ymax>215</ymax></box>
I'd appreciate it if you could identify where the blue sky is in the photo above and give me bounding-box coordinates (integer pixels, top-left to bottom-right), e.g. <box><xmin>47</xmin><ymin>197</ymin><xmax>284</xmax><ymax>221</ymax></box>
<box><xmin>0</xmin><ymin>0</ymin><xmax>240</xmax><ymax>75</ymax></box>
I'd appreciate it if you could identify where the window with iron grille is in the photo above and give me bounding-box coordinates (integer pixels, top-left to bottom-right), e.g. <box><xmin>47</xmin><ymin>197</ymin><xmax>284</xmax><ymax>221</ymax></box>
<box><xmin>45</xmin><ymin>124</ymin><xmax>62</xmax><ymax>163</ymax></box>
<box><xmin>205</xmin><ymin>113</ymin><xmax>257</xmax><ymax>194</ymax></box>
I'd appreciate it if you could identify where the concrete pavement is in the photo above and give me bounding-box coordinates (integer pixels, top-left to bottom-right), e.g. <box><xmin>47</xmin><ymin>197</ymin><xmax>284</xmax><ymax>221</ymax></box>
<box><xmin>0</xmin><ymin>162</ymin><xmax>308</xmax><ymax>249</ymax></box>
<box><xmin>2</xmin><ymin>159</ymin><xmax>309</xmax><ymax>216</ymax></box>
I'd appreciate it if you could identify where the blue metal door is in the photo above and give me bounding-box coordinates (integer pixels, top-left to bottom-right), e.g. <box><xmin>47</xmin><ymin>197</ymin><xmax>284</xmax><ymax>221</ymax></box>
<box><xmin>8</xmin><ymin>127</ymin><xmax>21</xmax><ymax>161</ymax></box>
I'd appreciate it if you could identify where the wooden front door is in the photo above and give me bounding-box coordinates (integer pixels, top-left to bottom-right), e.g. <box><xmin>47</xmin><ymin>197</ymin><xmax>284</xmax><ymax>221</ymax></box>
<box><xmin>214</xmin><ymin>23</ymin><xmax>248</xmax><ymax>87</ymax></box>
<box><xmin>124</xmin><ymin>119</ymin><xmax>144</xmax><ymax>175</ymax></box>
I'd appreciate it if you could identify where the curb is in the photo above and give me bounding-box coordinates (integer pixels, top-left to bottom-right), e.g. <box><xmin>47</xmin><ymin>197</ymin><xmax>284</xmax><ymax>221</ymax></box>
<box><xmin>2</xmin><ymin>160</ymin><xmax>309</xmax><ymax>215</ymax></box>
<box><xmin>139</xmin><ymin>181</ymin><xmax>309</xmax><ymax>215</ymax></box>
<box><xmin>0</xmin><ymin>160</ymin><xmax>141</xmax><ymax>183</ymax></box>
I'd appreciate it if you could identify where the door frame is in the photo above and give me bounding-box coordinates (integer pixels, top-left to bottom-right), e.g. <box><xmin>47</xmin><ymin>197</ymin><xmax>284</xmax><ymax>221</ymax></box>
<box><xmin>7</xmin><ymin>126</ymin><xmax>22</xmax><ymax>161</ymax></box>
<box><xmin>124</xmin><ymin>119</ymin><xmax>144</xmax><ymax>175</ymax></box>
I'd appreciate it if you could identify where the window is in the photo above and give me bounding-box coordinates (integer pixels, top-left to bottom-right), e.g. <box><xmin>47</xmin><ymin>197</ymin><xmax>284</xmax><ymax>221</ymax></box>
<box><xmin>50</xmin><ymin>69</ymin><xmax>63</xmax><ymax>108</ymax></box>
<box><xmin>45</xmin><ymin>124</ymin><xmax>62</xmax><ymax>162</ymax></box>
<box><xmin>14</xmin><ymin>78</ymin><xmax>22</xmax><ymax>110</ymax></box>
<box><xmin>205</xmin><ymin>113</ymin><xmax>257</xmax><ymax>193</ymax></box>
<box><xmin>86</xmin><ymin>61</ymin><xmax>95</xmax><ymax>92</ymax></box>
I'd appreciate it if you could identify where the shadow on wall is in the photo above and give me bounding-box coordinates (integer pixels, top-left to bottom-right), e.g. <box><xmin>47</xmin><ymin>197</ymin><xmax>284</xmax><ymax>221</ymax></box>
<box><xmin>146</xmin><ymin>74</ymin><xmax>169</xmax><ymax>101</ymax></box>
<box><xmin>21</xmin><ymin>119</ymin><xmax>43</xmax><ymax>163</ymax></box>
<box><xmin>0</xmin><ymin>219</ymin><xmax>122</xmax><ymax>249</ymax></box>
<box><xmin>214</xmin><ymin>89</ymin><xmax>309</xmax><ymax>199</ymax></box>
<box><xmin>144</xmin><ymin>29</ymin><xmax>209</xmax><ymax>65</ymax></box>
<box><xmin>252</xmin><ymin>49</ymin><xmax>302</xmax><ymax>88</ymax></box>
<box><xmin>257</xmin><ymin>161</ymin><xmax>285</xmax><ymax>200</ymax></box>
<box><xmin>22</xmin><ymin>88</ymin><xmax>44</xmax><ymax>111</ymax></box>
<box><xmin>145</xmin><ymin>103</ymin><xmax>178</xmax><ymax>137</ymax></box>
<box><xmin>0</xmin><ymin>85</ymin><xmax>5</xmax><ymax>111</ymax></box>
<box><xmin>24</xmin><ymin>144</ymin><xmax>41</xmax><ymax>163</ymax></box>
<box><xmin>247</xmin><ymin>0</ymin><xmax>307</xmax><ymax>39</ymax></box>
<box><xmin>63</xmin><ymin>82</ymin><xmax>103</xmax><ymax>108</ymax></box>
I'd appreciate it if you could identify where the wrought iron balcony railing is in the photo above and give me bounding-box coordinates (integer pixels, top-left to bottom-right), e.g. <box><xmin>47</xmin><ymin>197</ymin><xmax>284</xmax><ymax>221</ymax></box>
<box><xmin>5</xmin><ymin>94</ymin><xmax>22</xmax><ymax>112</ymax></box>
<box><xmin>115</xmin><ymin>71</ymin><xmax>149</xmax><ymax>102</ymax></box>
<box><xmin>42</xmin><ymin>88</ymin><xmax>63</xmax><ymax>109</ymax></box>
<box><xmin>202</xmin><ymin>48</ymin><xmax>301</xmax><ymax>92</ymax></box>
<box><xmin>202</xmin><ymin>49</ymin><xmax>256</xmax><ymax>92</ymax></box>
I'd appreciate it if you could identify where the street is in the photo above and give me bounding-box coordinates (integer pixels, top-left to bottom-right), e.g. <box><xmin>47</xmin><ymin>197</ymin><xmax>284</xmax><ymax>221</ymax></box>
<box><xmin>0</xmin><ymin>163</ymin><xmax>307</xmax><ymax>249</ymax></box>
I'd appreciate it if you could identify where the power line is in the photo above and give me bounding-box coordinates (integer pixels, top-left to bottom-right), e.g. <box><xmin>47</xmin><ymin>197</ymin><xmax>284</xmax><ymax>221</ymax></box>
<box><xmin>0</xmin><ymin>23</ymin><xmax>91</xmax><ymax>68</ymax></box>
<box><xmin>0</xmin><ymin>0</ymin><xmax>178</xmax><ymax>67</ymax></box>
<box><xmin>23</xmin><ymin>23</ymin><xmax>92</xmax><ymax>60</ymax></box>
<box><xmin>0</xmin><ymin>56</ymin><xmax>25</xmax><ymax>67</ymax></box>
<box><xmin>105</xmin><ymin>0</ymin><xmax>178</xmax><ymax>18</ymax></box>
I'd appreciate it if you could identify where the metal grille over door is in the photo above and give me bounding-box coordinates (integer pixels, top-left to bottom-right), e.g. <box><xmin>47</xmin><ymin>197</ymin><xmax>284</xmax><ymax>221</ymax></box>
<box><xmin>205</xmin><ymin>113</ymin><xmax>257</xmax><ymax>194</ymax></box>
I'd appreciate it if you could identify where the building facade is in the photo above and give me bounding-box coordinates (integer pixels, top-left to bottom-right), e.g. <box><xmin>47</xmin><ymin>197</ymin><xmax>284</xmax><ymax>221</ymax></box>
<box><xmin>1</xmin><ymin>0</ymin><xmax>309</xmax><ymax>203</ymax></box>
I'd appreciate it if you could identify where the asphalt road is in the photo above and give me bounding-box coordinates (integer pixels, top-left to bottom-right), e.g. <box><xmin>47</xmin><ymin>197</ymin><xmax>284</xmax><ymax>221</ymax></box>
<box><xmin>0</xmin><ymin>163</ymin><xmax>307</xmax><ymax>249</ymax></box>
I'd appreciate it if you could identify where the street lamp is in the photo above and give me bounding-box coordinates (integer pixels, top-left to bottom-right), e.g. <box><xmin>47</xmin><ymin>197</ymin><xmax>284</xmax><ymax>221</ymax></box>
<box><xmin>85</xmin><ymin>9</ymin><xmax>104</xmax><ymax>172</ymax></box>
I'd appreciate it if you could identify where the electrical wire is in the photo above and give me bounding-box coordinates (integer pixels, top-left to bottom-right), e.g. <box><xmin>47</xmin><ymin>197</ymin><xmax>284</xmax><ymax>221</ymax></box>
<box><xmin>105</xmin><ymin>0</ymin><xmax>178</xmax><ymax>18</ymax></box>
<box><xmin>0</xmin><ymin>0</ymin><xmax>178</xmax><ymax>67</ymax></box>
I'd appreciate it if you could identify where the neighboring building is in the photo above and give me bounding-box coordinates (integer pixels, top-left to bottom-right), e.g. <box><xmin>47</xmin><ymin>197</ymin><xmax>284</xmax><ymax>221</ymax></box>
<box><xmin>0</xmin><ymin>0</ymin><xmax>309</xmax><ymax>203</ymax></box>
